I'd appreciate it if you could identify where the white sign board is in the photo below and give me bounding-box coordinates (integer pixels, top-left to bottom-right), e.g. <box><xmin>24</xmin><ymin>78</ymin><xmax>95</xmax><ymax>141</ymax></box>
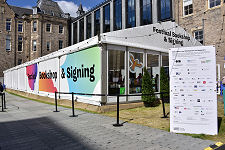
<box><xmin>169</xmin><ymin>46</ymin><xmax>217</xmax><ymax>135</ymax></box>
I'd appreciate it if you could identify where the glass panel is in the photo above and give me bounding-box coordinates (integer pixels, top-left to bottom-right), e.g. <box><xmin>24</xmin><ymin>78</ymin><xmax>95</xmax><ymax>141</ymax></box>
<box><xmin>18</xmin><ymin>36</ymin><xmax>23</xmax><ymax>51</ymax></box>
<box><xmin>6</xmin><ymin>19</ymin><xmax>11</xmax><ymax>31</ymax></box>
<box><xmin>162</xmin><ymin>55</ymin><xmax>169</xmax><ymax>66</ymax></box>
<box><xmin>103</xmin><ymin>4</ymin><xmax>110</xmax><ymax>33</ymax></box>
<box><xmin>140</xmin><ymin>0</ymin><xmax>152</xmax><ymax>25</ymax></box>
<box><xmin>126</xmin><ymin>0</ymin><xmax>136</xmax><ymax>28</ymax></box>
<box><xmin>46</xmin><ymin>24</ymin><xmax>51</xmax><ymax>32</ymax></box>
<box><xmin>59</xmin><ymin>24</ymin><xmax>63</xmax><ymax>33</ymax></box>
<box><xmin>18</xmin><ymin>22</ymin><xmax>23</xmax><ymax>32</ymax></box>
<box><xmin>159</xmin><ymin>0</ymin><xmax>172</xmax><ymax>21</ymax></box>
<box><xmin>6</xmin><ymin>35</ymin><xmax>11</xmax><ymax>51</ymax></box>
<box><xmin>94</xmin><ymin>9</ymin><xmax>100</xmax><ymax>36</ymax></box>
<box><xmin>114</xmin><ymin>0</ymin><xmax>122</xmax><ymax>30</ymax></box>
<box><xmin>129</xmin><ymin>52</ymin><xmax>144</xmax><ymax>94</ymax></box>
<box><xmin>47</xmin><ymin>42</ymin><xmax>50</xmax><ymax>51</ymax></box>
<box><xmin>79</xmin><ymin>19</ymin><xmax>84</xmax><ymax>42</ymax></box>
<box><xmin>147</xmin><ymin>54</ymin><xmax>159</xmax><ymax>92</ymax></box>
<box><xmin>59</xmin><ymin>40</ymin><xmax>63</xmax><ymax>49</ymax></box>
<box><xmin>33</xmin><ymin>40</ymin><xmax>36</xmax><ymax>51</ymax></box>
<box><xmin>108</xmin><ymin>50</ymin><xmax>125</xmax><ymax>95</ymax></box>
<box><xmin>33</xmin><ymin>21</ymin><xmax>37</xmax><ymax>32</ymax></box>
<box><xmin>86</xmin><ymin>14</ymin><xmax>92</xmax><ymax>39</ymax></box>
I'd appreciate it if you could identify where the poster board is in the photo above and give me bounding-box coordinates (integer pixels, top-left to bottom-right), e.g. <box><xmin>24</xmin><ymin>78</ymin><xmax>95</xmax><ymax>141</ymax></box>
<box><xmin>169</xmin><ymin>46</ymin><xmax>217</xmax><ymax>135</ymax></box>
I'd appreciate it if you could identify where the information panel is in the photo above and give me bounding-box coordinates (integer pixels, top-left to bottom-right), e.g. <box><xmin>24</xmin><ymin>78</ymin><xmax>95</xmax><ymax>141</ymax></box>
<box><xmin>169</xmin><ymin>46</ymin><xmax>217</xmax><ymax>135</ymax></box>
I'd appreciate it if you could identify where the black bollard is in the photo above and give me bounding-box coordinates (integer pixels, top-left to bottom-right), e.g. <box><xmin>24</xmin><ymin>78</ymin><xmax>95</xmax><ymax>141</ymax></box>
<box><xmin>53</xmin><ymin>92</ymin><xmax>59</xmax><ymax>112</ymax></box>
<box><xmin>161</xmin><ymin>93</ymin><xmax>167</xmax><ymax>118</ymax></box>
<box><xmin>3</xmin><ymin>93</ymin><xmax>6</xmax><ymax>109</ymax></box>
<box><xmin>70</xmin><ymin>92</ymin><xmax>77</xmax><ymax>117</ymax></box>
<box><xmin>113</xmin><ymin>95</ymin><xmax>123</xmax><ymax>127</ymax></box>
<box><xmin>1</xmin><ymin>93</ymin><xmax>5</xmax><ymax>112</ymax></box>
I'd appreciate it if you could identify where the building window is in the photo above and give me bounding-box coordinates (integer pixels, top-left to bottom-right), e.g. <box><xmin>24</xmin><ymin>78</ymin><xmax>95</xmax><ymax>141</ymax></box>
<box><xmin>18</xmin><ymin>36</ymin><xmax>23</xmax><ymax>52</ymax></box>
<box><xmin>94</xmin><ymin>9</ymin><xmax>100</xmax><ymax>36</ymax></box>
<box><xmin>33</xmin><ymin>21</ymin><xmax>37</xmax><ymax>32</ymax></box>
<box><xmin>59</xmin><ymin>40</ymin><xmax>63</xmax><ymax>49</ymax></box>
<box><xmin>129</xmin><ymin>52</ymin><xmax>143</xmax><ymax>94</ymax></box>
<box><xmin>108</xmin><ymin>50</ymin><xmax>125</xmax><ymax>95</ymax></box>
<box><xmin>126</xmin><ymin>0</ymin><xmax>136</xmax><ymax>28</ymax></box>
<box><xmin>183</xmin><ymin>0</ymin><xmax>193</xmax><ymax>16</ymax></box>
<box><xmin>59</xmin><ymin>24</ymin><xmax>63</xmax><ymax>33</ymax></box>
<box><xmin>209</xmin><ymin>0</ymin><xmax>221</xmax><ymax>8</ymax></box>
<box><xmin>114</xmin><ymin>0</ymin><xmax>122</xmax><ymax>31</ymax></box>
<box><xmin>79</xmin><ymin>19</ymin><xmax>84</xmax><ymax>42</ymax></box>
<box><xmin>18</xmin><ymin>21</ymin><xmax>23</xmax><ymax>32</ymax></box>
<box><xmin>18</xmin><ymin>59</ymin><xmax>22</xmax><ymax>65</ymax></box>
<box><xmin>1</xmin><ymin>6</ymin><xmax>5</xmax><ymax>13</ymax></box>
<box><xmin>73</xmin><ymin>22</ymin><xmax>77</xmax><ymax>44</ymax></box>
<box><xmin>147</xmin><ymin>54</ymin><xmax>159</xmax><ymax>92</ymax></box>
<box><xmin>140</xmin><ymin>0</ymin><xmax>152</xmax><ymax>25</ymax></box>
<box><xmin>103</xmin><ymin>4</ymin><xmax>110</xmax><ymax>33</ymax></box>
<box><xmin>47</xmin><ymin>41</ymin><xmax>50</xmax><ymax>51</ymax></box>
<box><xmin>86</xmin><ymin>14</ymin><xmax>92</xmax><ymax>39</ymax></box>
<box><xmin>194</xmin><ymin>30</ymin><xmax>203</xmax><ymax>44</ymax></box>
<box><xmin>6</xmin><ymin>35</ymin><xmax>11</xmax><ymax>51</ymax></box>
<box><xmin>6</xmin><ymin>18</ymin><xmax>11</xmax><ymax>31</ymax></box>
<box><xmin>158</xmin><ymin>0</ymin><xmax>172</xmax><ymax>21</ymax></box>
<box><xmin>33</xmin><ymin>40</ymin><xmax>37</xmax><ymax>51</ymax></box>
<box><xmin>46</xmin><ymin>23</ymin><xmax>51</xmax><ymax>32</ymax></box>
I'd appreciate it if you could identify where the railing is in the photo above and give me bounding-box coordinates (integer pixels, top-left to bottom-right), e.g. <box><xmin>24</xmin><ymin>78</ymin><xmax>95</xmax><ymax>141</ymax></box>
<box><xmin>0</xmin><ymin>92</ymin><xmax>6</xmax><ymax>112</ymax></box>
<box><xmin>54</xmin><ymin>92</ymin><xmax>169</xmax><ymax>127</ymax></box>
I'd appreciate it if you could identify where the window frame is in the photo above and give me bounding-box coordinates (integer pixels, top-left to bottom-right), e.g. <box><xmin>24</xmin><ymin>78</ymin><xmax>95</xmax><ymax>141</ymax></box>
<box><xmin>46</xmin><ymin>23</ymin><xmax>51</xmax><ymax>32</ymax></box>
<box><xmin>140</xmin><ymin>0</ymin><xmax>153</xmax><ymax>26</ymax></box>
<box><xmin>208</xmin><ymin>0</ymin><xmax>221</xmax><ymax>8</ymax></box>
<box><xmin>126</xmin><ymin>0</ymin><xmax>136</xmax><ymax>28</ymax></box>
<box><xmin>194</xmin><ymin>29</ymin><xmax>204</xmax><ymax>45</ymax></box>
<box><xmin>18</xmin><ymin>21</ymin><xmax>23</xmax><ymax>32</ymax></box>
<box><xmin>47</xmin><ymin>41</ymin><xmax>51</xmax><ymax>51</ymax></box>
<box><xmin>183</xmin><ymin>0</ymin><xmax>193</xmax><ymax>16</ymax></box>
<box><xmin>18</xmin><ymin>36</ymin><xmax>23</xmax><ymax>52</ymax></box>
<box><xmin>32</xmin><ymin>40</ymin><xmax>37</xmax><ymax>51</ymax></box>
<box><xmin>59</xmin><ymin>24</ymin><xmax>63</xmax><ymax>34</ymax></box>
<box><xmin>6</xmin><ymin>18</ymin><xmax>11</xmax><ymax>31</ymax></box>
<box><xmin>33</xmin><ymin>21</ymin><xmax>37</xmax><ymax>32</ymax></box>
<box><xmin>103</xmin><ymin>4</ymin><xmax>110</xmax><ymax>33</ymax></box>
<box><xmin>86</xmin><ymin>14</ymin><xmax>92</xmax><ymax>39</ymax></box>
<box><xmin>114</xmin><ymin>0</ymin><xmax>122</xmax><ymax>31</ymax></box>
<box><xmin>94</xmin><ymin>9</ymin><xmax>101</xmax><ymax>36</ymax></box>
<box><xmin>158</xmin><ymin>0</ymin><xmax>172</xmax><ymax>21</ymax></box>
<box><xmin>59</xmin><ymin>40</ymin><xmax>63</xmax><ymax>49</ymax></box>
<box><xmin>6</xmin><ymin>35</ymin><xmax>11</xmax><ymax>51</ymax></box>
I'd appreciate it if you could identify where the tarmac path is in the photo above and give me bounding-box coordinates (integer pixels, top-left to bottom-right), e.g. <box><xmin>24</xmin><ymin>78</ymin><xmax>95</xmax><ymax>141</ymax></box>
<box><xmin>0</xmin><ymin>93</ymin><xmax>214</xmax><ymax>150</ymax></box>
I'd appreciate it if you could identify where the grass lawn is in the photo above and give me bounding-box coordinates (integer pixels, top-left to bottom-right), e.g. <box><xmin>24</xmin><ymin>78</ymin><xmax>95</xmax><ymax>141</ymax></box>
<box><xmin>103</xmin><ymin>101</ymin><xmax>225</xmax><ymax>143</ymax></box>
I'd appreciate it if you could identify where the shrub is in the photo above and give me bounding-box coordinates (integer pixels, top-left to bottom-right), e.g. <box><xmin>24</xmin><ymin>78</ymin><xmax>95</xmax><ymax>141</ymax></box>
<box><xmin>160</xmin><ymin>67</ymin><xmax>170</xmax><ymax>102</ymax></box>
<box><xmin>142</xmin><ymin>67</ymin><xmax>159</xmax><ymax>107</ymax></box>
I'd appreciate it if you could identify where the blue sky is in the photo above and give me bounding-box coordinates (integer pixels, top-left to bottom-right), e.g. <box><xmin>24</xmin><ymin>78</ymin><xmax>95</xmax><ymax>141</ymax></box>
<box><xmin>7</xmin><ymin>0</ymin><xmax>105</xmax><ymax>17</ymax></box>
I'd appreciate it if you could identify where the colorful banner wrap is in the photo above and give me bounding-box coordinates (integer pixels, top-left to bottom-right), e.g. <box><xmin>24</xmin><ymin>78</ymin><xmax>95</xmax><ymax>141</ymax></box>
<box><xmin>38</xmin><ymin>58</ymin><xmax>59</xmax><ymax>96</ymax></box>
<box><xmin>60</xmin><ymin>46</ymin><xmax>102</xmax><ymax>105</ymax></box>
<box><xmin>26</xmin><ymin>63</ymin><xmax>38</xmax><ymax>93</ymax></box>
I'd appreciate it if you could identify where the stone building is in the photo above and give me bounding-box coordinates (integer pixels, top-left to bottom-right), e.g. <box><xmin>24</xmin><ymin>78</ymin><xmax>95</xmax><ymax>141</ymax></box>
<box><xmin>0</xmin><ymin>0</ymin><xmax>72</xmax><ymax>78</ymax></box>
<box><xmin>173</xmin><ymin>0</ymin><xmax>225</xmax><ymax>79</ymax></box>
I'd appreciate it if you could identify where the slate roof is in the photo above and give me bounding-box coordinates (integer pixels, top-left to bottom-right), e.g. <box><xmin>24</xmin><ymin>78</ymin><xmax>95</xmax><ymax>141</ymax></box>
<box><xmin>9</xmin><ymin>6</ymin><xmax>33</xmax><ymax>18</ymax></box>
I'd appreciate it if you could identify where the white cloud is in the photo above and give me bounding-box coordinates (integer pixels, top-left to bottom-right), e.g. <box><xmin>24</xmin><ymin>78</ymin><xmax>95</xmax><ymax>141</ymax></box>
<box><xmin>55</xmin><ymin>1</ymin><xmax>90</xmax><ymax>17</ymax></box>
<box><xmin>23</xmin><ymin>5</ymin><xmax>32</xmax><ymax>9</ymax></box>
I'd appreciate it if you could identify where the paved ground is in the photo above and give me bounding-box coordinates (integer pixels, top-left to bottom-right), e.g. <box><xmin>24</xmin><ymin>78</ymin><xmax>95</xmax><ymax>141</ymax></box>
<box><xmin>0</xmin><ymin>93</ymin><xmax>214</xmax><ymax>150</ymax></box>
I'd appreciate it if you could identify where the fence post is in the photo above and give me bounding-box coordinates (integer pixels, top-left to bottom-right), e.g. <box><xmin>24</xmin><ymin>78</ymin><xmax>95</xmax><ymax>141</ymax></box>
<box><xmin>113</xmin><ymin>95</ymin><xmax>123</xmax><ymax>127</ymax></box>
<box><xmin>70</xmin><ymin>92</ymin><xmax>77</xmax><ymax>117</ymax></box>
<box><xmin>53</xmin><ymin>92</ymin><xmax>59</xmax><ymax>112</ymax></box>
<box><xmin>161</xmin><ymin>93</ymin><xmax>167</xmax><ymax>118</ymax></box>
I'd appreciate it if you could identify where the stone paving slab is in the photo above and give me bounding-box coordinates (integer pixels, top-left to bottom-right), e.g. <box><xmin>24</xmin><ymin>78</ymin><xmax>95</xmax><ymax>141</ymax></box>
<box><xmin>0</xmin><ymin>93</ymin><xmax>214</xmax><ymax>150</ymax></box>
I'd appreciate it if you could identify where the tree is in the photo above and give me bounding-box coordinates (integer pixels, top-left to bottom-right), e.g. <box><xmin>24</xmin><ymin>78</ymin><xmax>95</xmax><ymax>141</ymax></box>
<box><xmin>141</xmin><ymin>67</ymin><xmax>159</xmax><ymax>107</ymax></box>
<box><xmin>160</xmin><ymin>67</ymin><xmax>169</xmax><ymax>102</ymax></box>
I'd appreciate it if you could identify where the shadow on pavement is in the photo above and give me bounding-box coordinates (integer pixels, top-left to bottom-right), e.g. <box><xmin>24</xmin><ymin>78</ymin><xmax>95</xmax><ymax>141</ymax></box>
<box><xmin>0</xmin><ymin>117</ymin><xmax>96</xmax><ymax>150</ymax></box>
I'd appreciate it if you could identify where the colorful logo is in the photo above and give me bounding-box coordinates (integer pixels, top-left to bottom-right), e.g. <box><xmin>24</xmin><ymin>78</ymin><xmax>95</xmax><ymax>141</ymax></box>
<box><xmin>129</xmin><ymin>53</ymin><xmax>143</xmax><ymax>73</ymax></box>
<box><xmin>26</xmin><ymin>63</ymin><xmax>38</xmax><ymax>90</ymax></box>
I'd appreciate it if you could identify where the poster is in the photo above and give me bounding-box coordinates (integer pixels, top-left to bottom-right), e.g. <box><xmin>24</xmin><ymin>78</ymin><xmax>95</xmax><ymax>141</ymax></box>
<box><xmin>60</xmin><ymin>46</ymin><xmax>102</xmax><ymax>105</ymax></box>
<box><xmin>26</xmin><ymin>63</ymin><xmax>38</xmax><ymax>94</ymax></box>
<box><xmin>169</xmin><ymin>46</ymin><xmax>217</xmax><ymax>135</ymax></box>
<box><xmin>38</xmin><ymin>58</ymin><xmax>59</xmax><ymax>97</ymax></box>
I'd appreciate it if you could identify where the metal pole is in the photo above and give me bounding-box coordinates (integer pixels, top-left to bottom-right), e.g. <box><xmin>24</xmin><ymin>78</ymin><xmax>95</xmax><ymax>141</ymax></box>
<box><xmin>1</xmin><ymin>93</ymin><xmax>4</xmax><ymax>112</ymax></box>
<box><xmin>70</xmin><ymin>92</ymin><xmax>77</xmax><ymax>117</ymax></box>
<box><xmin>161</xmin><ymin>93</ymin><xmax>167</xmax><ymax>118</ymax></box>
<box><xmin>113</xmin><ymin>95</ymin><xmax>123</xmax><ymax>127</ymax></box>
<box><xmin>53</xmin><ymin>92</ymin><xmax>59</xmax><ymax>112</ymax></box>
<box><xmin>3</xmin><ymin>93</ymin><xmax>6</xmax><ymax>109</ymax></box>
